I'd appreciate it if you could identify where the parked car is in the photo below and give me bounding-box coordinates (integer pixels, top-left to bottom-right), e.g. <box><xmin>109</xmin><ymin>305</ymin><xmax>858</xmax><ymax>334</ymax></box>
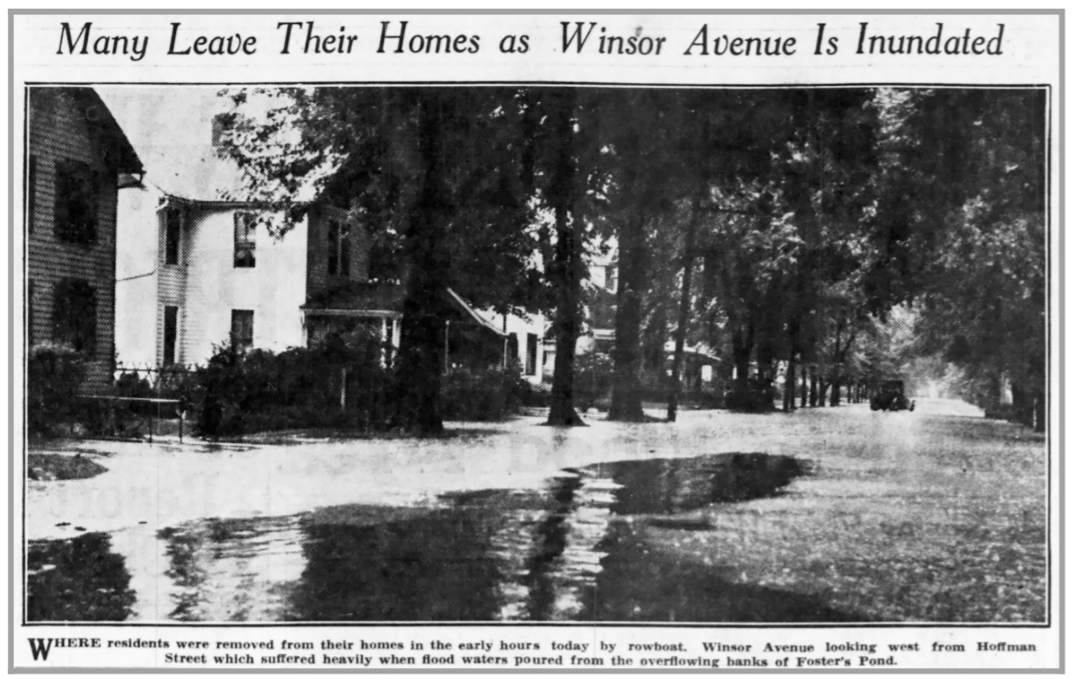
<box><xmin>870</xmin><ymin>379</ymin><xmax>915</xmax><ymax>412</ymax></box>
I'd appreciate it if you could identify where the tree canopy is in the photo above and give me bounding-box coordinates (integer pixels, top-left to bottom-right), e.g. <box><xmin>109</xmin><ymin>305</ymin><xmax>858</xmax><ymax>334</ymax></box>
<box><xmin>218</xmin><ymin>85</ymin><xmax>1048</xmax><ymax>432</ymax></box>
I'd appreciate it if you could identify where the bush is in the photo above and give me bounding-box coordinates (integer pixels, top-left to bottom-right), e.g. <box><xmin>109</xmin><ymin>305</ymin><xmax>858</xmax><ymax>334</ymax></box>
<box><xmin>517</xmin><ymin>380</ymin><xmax>551</xmax><ymax>408</ymax></box>
<box><xmin>724</xmin><ymin>386</ymin><xmax>776</xmax><ymax>412</ymax></box>
<box><xmin>574</xmin><ymin>351</ymin><xmax>614</xmax><ymax>411</ymax></box>
<box><xmin>441</xmin><ymin>365</ymin><xmax>523</xmax><ymax>421</ymax></box>
<box><xmin>27</xmin><ymin>343</ymin><xmax>86</xmax><ymax>436</ymax></box>
<box><xmin>194</xmin><ymin>336</ymin><xmax>392</xmax><ymax>438</ymax></box>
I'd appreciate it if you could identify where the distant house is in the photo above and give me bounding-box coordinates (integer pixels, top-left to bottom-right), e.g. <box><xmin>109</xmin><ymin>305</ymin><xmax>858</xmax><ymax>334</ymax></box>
<box><xmin>26</xmin><ymin>87</ymin><xmax>143</xmax><ymax>391</ymax></box>
<box><xmin>112</xmin><ymin>93</ymin><xmax>544</xmax><ymax>382</ymax></box>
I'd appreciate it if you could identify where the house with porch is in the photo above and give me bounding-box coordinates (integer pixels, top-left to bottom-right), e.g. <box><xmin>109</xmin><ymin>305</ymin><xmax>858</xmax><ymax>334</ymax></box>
<box><xmin>26</xmin><ymin>87</ymin><xmax>144</xmax><ymax>391</ymax></box>
<box><xmin>108</xmin><ymin>88</ymin><xmax>544</xmax><ymax>381</ymax></box>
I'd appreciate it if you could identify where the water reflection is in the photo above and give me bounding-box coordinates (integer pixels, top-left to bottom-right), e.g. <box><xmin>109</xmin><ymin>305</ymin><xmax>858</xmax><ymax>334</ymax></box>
<box><xmin>26</xmin><ymin>532</ymin><xmax>136</xmax><ymax>621</ymax></box>
<box><xmin>578</xmin><ymin>452</ymin><xmax>809</xmax><ymax>515</ymax></box>
<box><xmin>158</xmin><ymin>515</ymin><xmax>307</xmax><ymax>622</ymax></box>
<box><xmin>28</xmin><ymin>453</ymin><xmax>849</xmax><ymax>622</ymax></box>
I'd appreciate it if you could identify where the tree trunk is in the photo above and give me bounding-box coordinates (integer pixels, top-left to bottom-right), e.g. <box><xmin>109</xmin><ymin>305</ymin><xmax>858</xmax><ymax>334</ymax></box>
<box><xmin>784</xmin><ymin>356</ymin><xmax>797</xmax><ymax>412</ymax></box>
<box><xmin>609</xmin><ymin>219</ymin><xmax>650</xmax><ymax>423</ymax></box>
<box><xmin>1011</xmin><ymin>382</ymin><xmax>1033</xmax><ymax>428</ymax></box>
<box><xmin>830</xmin><ymin>378</ymin><xmax>842</xmax><ymax>407</ymax></box>
<box><xmin>1034</xmin><ymin>387</ymin><xmax>1046</xmax><ymax>432</ymax></box>
<box><xmin>809</xmin><ymin>371</ymin><xmax>818</xmax><ymax>407</ymax></box>
<box><xmin>800</xmin><ymin>364</ymin><xmax>808</xmax><ymax>407</ymax></box>
<box><xmin>393</xmin><ymin>93</ymin><xmax>451</xmax><ymax>436</ymax></box>
<box><xmin>545</xmin><ymin>91</ymin><xmax>586</xmax><ymax>427</ymax></box>
<box><xmin>667</xmin><ymin>197</ymin><xmax>704</xmax><ymax>423</ymax></box>
<box><xmin>732</xmin><ymin>325</ymin><xmax>753</xmax><ymax>387</ymax></box>
<box><xmin>986</xmin><ymin>372</ymin><xmax>1002</xmax><ymax>412</ymax></box>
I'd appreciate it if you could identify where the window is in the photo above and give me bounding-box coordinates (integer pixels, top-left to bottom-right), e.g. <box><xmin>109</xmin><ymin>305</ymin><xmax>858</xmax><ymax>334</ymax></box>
<box><xmin>164</xmin><ymin>207</ymin><xmax>182</xmax><ymax>265</ymax></box>
<box><xmin>230</xmin><ymin>309</ymin><xmax>254</xmax><ymax>353</ymax></box>
<box><xmin>163</xmin><ymin>306</ymin><xmax>178</xmax><ymax>365</ymax></box>
<box><xmin>233</xmin><ymin>212</ymin><xmax>256</xmax><ymax>268</ymax></box>
<box><xmin>507</xmin><ymin>333</ymin><xmax>520</xmax><ymax>367</ymax></box>
<box><xmin>327</xmin><ymin>219</ymin><xmax>350</xmax><ymax>277</ymax></box>
<box><xmin>526</xmin><ymin>333</ymin><xmax>538</xmax><ymax>376</ymax></box>
<box><xmin>383</xmin><ymin>318</ymin><xmax>395</xmax><ymax>366</ymax></box>
<box><xmin>52</xmin><ymin>278</ymin><xmax>97</xmax><ymax>355</ymax></box>
<box><xmin>54</xmin><ymin>159</ymin><xmax>100</xmax><ymax>245</ymax></box>
<box><xmin>26</xmin><ymin>155</ymin><xmax>37</xmax><ymax>233</ymax></box>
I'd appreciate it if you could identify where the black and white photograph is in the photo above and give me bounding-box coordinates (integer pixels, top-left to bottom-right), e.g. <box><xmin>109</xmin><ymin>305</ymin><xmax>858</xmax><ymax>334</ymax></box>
<box><xmin>23</xmin><ymin>82</ymin><xmax>1049</xmax><ymax>623</ymax></box>
<box><xmin>9</xmin><ymin>10</ymin><xmax>1063</xmax><ymax>673</ymax></box>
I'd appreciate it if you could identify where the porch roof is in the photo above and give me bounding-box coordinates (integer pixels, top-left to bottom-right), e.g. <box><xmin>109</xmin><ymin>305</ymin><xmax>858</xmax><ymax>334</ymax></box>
<box><xmin>302</xmin><ymin>282</ymin><xmax>506</xmax><ymax>337</ymax></box>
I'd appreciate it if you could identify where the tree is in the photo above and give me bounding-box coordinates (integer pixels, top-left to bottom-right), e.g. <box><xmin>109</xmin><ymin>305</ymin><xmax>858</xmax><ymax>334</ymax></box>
<box><xmin>220</xmin><ymin>87</ymin><xmax>536</xmax><ymax>435</ymax></box>
<box><xmin>869</xmin><ymin>88</ymin><xmax>1046</xmax><ymax>429</ymax></box>
<box><xmin>540</xmin><ymin>89</ymin><xmax>589</xmax><ymax>427</ymax></box>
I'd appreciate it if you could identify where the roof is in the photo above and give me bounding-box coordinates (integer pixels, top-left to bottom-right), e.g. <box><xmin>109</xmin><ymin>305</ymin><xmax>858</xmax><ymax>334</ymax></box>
<box><xmin>302</xmin><ymin>282</ymin><xmax>506</xmax><ymax>337</ymax></box>
<box><xmin>138</xmin><ymin>145</ymin><xmax>275</xmax><ymax>205</ymax></box>
<box><xmin>443</xmin><ymin>289</ymin><xmax>506</xmax><ymax>336</ymax></box>
<box><xmin>303</xmin><ymin>281</ymin><xmax>405</xmax><ymax>313</ymax></box>
<box><xmin>40</xmin><ymin>88</ymin><xmax>143</xmax><ymax>174</ymax></box>
<box><xmin>97</xmin><ymin>87</ymin><xmax>317</xmax><ymax>205</ymax></box>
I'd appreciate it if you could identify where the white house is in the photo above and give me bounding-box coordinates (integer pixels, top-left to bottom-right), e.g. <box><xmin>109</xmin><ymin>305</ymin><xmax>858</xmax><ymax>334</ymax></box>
<box><xmin>115</xmin><ymin>166</ymin><xmax>377</xmax><ymax>368</ymax></box>
<box><xmin>108</xmin><ymin>87</ymin><xmax>545</xmax><ymax>382</ymax></box>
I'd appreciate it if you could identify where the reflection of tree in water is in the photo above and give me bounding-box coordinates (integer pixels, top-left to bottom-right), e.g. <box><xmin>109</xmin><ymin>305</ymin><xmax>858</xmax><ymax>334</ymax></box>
<box><xmin>567</xmin><ymin>453</ymin><xmax>860</xmax><ymax>622</ymax></box>
<box><xmin>108</xmin><ymin>453</ymin><xmax>820</xmax><ymax>623</ymax></box>
<box><xmin>285</xmin><ymin>453</ymin><xmax>814</xmax><ymax>622</ymax></box>
<box><xmin>521</xmin><ymin>475</ymin><xmax>580</xmax><ymax>620</ymax></box>
<box><xmin>288</xmin><ymin>509</ymin><xmax>504</xmax><ymax>621</ymax></box>
<box><xmin>27</xmin><ymin>533</ymin><xmax>136</xmax><ymax>622</ymax></box>
<box><xmin>157</xmin><ymin>516</ymin><xmax>306</xmax><ymax>622</ymax></box>
<box><xmin>587</xmin><ymin>453</ymin><xmax>807</xmax><ymax>515</ymax></box>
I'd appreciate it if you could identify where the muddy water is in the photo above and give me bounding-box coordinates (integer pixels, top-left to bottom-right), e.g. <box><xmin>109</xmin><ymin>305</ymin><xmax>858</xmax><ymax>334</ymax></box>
<box><xmin>26</xmin><ymin>452</ymin><xmax>855</xmax><ymax>623</ymax></box>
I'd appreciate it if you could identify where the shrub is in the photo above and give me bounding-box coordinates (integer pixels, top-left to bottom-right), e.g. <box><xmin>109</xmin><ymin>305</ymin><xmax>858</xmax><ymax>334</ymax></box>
<box><xmin>517</xmin><ymin>380</ymin><xmax>551</xmax><ymax>408</ymax></box>
<box><xmin>574</xmin><ymin>351</ymin><xmax>614</xmax><ymax>411</ymax></box>
<box><xmin>27</xmin><ymin>343</ymin><xmax>86</xmax><ymax>436</ymax></box>
<box><xmin>724</xmin><ymin>386</ymin><xmax>776</xmax><ymax>412</ymax></box>
<box><xmin>441</xmin><ymin>365</ymin><xmax>523</xmax><ymax>421</ymax></box>
<box><xmin>194</xmin><ymin>335</ymin><xmax>392</xmax><ymax>438</ymax></box>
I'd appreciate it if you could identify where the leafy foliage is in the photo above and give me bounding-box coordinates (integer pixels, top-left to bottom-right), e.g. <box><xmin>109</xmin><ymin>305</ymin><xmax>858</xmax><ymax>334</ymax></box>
<box><xmin>194</xmin><ymin>337</ymin><xmax>391</xmax><ymax>438</ymax></box>
<box><xmin>27</xmin><ymin>343</ymin><xmax>86</xmax><ymax>436</ymax></box>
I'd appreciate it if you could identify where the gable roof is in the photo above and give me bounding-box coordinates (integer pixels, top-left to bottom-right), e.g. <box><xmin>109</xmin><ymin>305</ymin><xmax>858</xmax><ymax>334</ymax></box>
<box><xmin>43</xmin><ymin>88</ymin><xmax>143</xmax><ymax>175</ymax></box>
<box><xmin>98</xmin><ymin>87</ymin><xmax>318</xmax><ymax>206</ymax></box>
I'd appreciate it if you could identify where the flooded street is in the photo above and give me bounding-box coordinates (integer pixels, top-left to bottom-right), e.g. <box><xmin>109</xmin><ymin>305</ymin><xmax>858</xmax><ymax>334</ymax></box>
<box><xmin>24</xmin><ymin>400</ymin><xmax>1046</xmax><ymax>624</ymax></box>
<box><xmin>29</xmin><ymin>453</ymin><xmax>834</xmax><ymax>622</ymax></box>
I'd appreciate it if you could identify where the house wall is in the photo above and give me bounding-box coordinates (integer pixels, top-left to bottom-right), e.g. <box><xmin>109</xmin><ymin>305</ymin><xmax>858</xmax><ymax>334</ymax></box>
<box><xmin>156</xmin><ymin>204</ymin><xmax>188</xmax><ymax>364</ymax></box>
<box><xmin>115</xmin><ymin>185</ymin><xmax>161</xmax><ymax>368</ymax></box>
<box><xmin>181</xmin><ymin>207</ymin><xmax>308</xmax><ymax>363</ymax></box>
<box><xmin>479</xmin><ymin>309</ymin><xmax>546</xmax><ymax>384</ymax></box>
<box><xmin>26</xmin><ymin>89</ymin><xmax>122</xmax><ymax>391</ymax></box>
<box><xmin>305</xmin><ymin>204</ymin><xmax>370</xmax><ymax>297</ymax></box>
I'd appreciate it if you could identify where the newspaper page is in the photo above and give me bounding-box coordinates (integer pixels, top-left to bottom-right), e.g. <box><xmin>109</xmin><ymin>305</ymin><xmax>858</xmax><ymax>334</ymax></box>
<box><xmin>7</xmin><ymin>8</ymin><xmax>1064</xmax><ymax>673</ymax></box>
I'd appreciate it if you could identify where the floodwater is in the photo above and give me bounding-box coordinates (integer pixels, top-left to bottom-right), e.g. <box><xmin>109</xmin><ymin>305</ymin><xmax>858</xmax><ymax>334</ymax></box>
<box><xmin>26</xmin><ymin>452</ymin><xmax>857</xmax><ymax>623</ymax></box>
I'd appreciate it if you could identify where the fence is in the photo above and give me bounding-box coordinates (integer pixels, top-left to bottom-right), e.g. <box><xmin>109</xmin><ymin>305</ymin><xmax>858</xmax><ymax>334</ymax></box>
<box><xmin>100</xmin><ymin>364</ymin><xmax>198</xmax><ymax>441</ymax></box>
<box><xmin>76</xmin><ymin>394</ymin><xmax>185</xmax><ymax>443</ymax></box>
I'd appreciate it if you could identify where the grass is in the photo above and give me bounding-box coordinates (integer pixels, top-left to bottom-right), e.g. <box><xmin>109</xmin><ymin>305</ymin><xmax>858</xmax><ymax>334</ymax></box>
<box><xmin>27</xmin><ymin>453</ymin><xmax>108</xmax><ymax>481</ymax></box>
